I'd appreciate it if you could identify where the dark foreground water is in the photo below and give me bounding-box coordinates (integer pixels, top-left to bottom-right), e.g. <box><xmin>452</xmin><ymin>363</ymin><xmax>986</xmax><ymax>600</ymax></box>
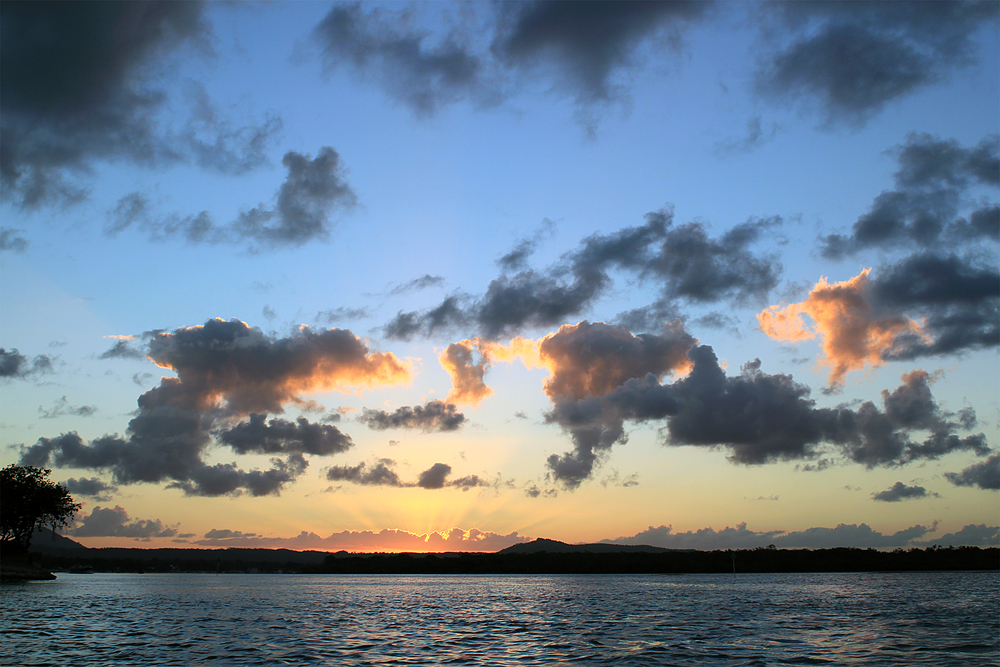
<box><xmin>2</xmin><ymin>571</ymin><xmax>998</xmax><ymax>666</ymax></box>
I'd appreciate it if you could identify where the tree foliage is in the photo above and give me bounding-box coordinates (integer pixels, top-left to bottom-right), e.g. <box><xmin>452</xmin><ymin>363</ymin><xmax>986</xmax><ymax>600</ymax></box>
<box><xmin>1</xmin><ymin>464</ymin><xmax>81</xmax><ymax>552</ymax></box>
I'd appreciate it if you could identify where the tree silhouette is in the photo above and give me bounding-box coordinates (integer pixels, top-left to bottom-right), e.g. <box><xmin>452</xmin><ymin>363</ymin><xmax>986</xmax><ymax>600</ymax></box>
<box><xmin>1</xmin><ymin>465</ymin><xmax>81</xmax><ymax>552</ymax></box>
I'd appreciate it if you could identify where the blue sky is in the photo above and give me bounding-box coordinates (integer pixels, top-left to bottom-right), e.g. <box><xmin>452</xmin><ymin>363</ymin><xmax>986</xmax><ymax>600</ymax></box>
<box><xmin>1</xmin><ymin>1</ymin><xmax>998</xmax><ymax>551</ymax></box>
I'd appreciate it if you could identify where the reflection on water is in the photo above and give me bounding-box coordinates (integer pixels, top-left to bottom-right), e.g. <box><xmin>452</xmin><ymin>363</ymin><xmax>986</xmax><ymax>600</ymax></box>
<box><xmin>2</xmin><ymin>572</ymin><xmax>997</xmax><ymax>666</ymax></box>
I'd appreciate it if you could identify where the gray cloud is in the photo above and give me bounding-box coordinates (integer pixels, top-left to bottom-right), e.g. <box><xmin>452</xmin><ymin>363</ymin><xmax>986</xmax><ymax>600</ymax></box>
<box><xmin>0</xmin><ymin>228</ymin><xmax>28</xmax><ymax>252</ymax></box>
<box><xmin>0</xmin><ymin>348</ymin><xmax>53</xmax><ymax>379</ymax></box>
<box><xmin>872</xmin><ymin>253</ymin><xmax>999</xmax><ymax>360</ymax></box>
<box><xmin>539</xmin><ymin>330</ymin><xmax>990</xmax><ymax>487</ymax></box>
<box><xmin>217</xmin><ymin>414</ymin><xmax>354</xmax><ymax>456</ymax></box>
<box><xmin>99</xmin><ymin>338</ymin><xmax>146</xmax><ymax>360</ymax></box>
<box><xmin>19</xmin><ymin>318</ymin><xmax>408</xmax><ymax>496</ymax></box>
<box><xmin>359</xmin><ymin>400</ymin><xmax>466</xmax><ymax>432</ymax></box>
<box><xmin>945</xmin><ymin>453</ymin><xmax>1000</xmax><ymax>490</ymax></box>
<box><xmin>314</xmin><ymin>3</ymin><xmax>491</xmax><ymax>117</ymax></box>
<box><xmin>603</xmin><ymin>521</ymin><xmax>938</xmax><ymax>550</ymax></box>
<box><xmin>107</xmin><ymin>147</ymin><xmax>357</xmax><ymax>251</ymax></box>
<box><xmin>326</xmin><ymin>458</ymin><xmax>491</xmax><ymax>491</ymax></box>
<box><xmin>326</xmin><ymin>458</ymin><xmax>405</xmax><ymax>486</ymax></box>
<box><xmin>39</xmin><ymin>397</ymin><xmax>98</xmax><ymax>420</ymax></box>
<box><xmin>821</xmin><ymin>134</ymin><xmax>999</xmax><ymax>257</ymax></box>
<box><xmin>872</xmin><ymin>481</ymin><xmax>937</xmax><ymax>502</ymax></box>
<box><xmin>72</xmin><ymin>505</ymin><xmax>177</xmax><ymax>540</ymax></box>
<box><xmin>388</xmin><ymin>274</ymin><xmax>446</xmax><ymax>296</ymax></box>
<box><xmin>62</xmin><ymin>477</ymin><xmax>118</xmax><ymax>502</ymax></box>
<box><xmin>755</xmin><ymin>3</ymin><xmax>998</xmax><ymax>125</ymax></box>
<box><xmin>914</xmin><ymin>523</ymin><xmax>1000</xmax><ymax>547</ymax></box>
<box><xmin>386</xmin><ymin>209</ymin><xmax>782</xmax><ymax>341</ymax></box>
<box><xmin>316</xmin><ymin>306</ymin><xmax>371</xmax><ymax>324</ymax></box>
<box><xmin>0</xmin><ymin>1</ymin><xmax>281</xmax><ymax>210</ymax></box>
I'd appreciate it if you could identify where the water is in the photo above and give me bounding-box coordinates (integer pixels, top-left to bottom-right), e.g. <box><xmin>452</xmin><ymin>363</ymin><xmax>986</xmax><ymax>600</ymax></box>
<box><xmin>2</xmin><ymin>571</ymin><xmax>997</xmax><ymax>666</ymax></box>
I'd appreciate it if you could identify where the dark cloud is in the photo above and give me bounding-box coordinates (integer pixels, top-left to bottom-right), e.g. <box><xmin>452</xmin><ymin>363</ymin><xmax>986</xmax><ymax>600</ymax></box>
<box><xmin>388</xmin><ymin>274</ymin><xmax>446</xmax><ymax>296</ymax></box>
<box><xmin>327</xmin><ymin>458</ymin><xmax>405</xmax><ymax>486</ymax></box>
<box><xmin>62</xmin><ymin>477</ymin><xmax>118</xmax><ymax>501</ymax></box>
<box><xmin>359</xmin><ymin>400</ymin><xmax>465</xmax><ymax>432</ymax></box>
<box><xmin>0</xmin><ymin>348</ymin><xmax>53</xmax><ymax>379</ymax></box>
<box><xmin>497</xmin><ymin>219</ymin><xmax>557</xmax><ymax>271</ymax></box>
<box><xmin>945</xmin><ymin>453</ymin><xmax>1000</xmax><ymax>490</ymax></box>
<box><xmin>821</xmin><ymin>134</ymin><xmax>999</xmax><ymax>257</ymax></box>
<box><xmin>19</xmin><ymin>318</ymin><xmax>409</xmax><ymax>496</ymax></box>
<box><xmin>39</xmin><ymin>397</ymin><xmax>98</xmax><ymax>420</ymax></box>
<box><xmin>386</xmin><ymin>209</ymin><xmax>782</xmax><ymax>340</ymax></box>
<box><xmin>493</xmin><ymin>1</ymin><xmax>711</xmax><ymax>106</ymax></box>
<box><xmin>872</xmin><ymin>253</ymin><xmax>999</xmax><ymax>360</ymax></box>
<box><xmin>166</xmin><ymin>454</ymin><xmax>309</xmax><ymax>497</ymax></box>
<box><xmin>540</xmin><ymin>321</ymin><xmax>695</xmax><ymax>487</ymax></box>
<box><xmin>0</xmin><ymin>228</ymin><xmax>28</xmax><ymax>252</ymax></box>
<box><xmin>603</xmin><ymin>521</ymin><xmax>937</xmax><ymax>550</ymax></box>
<box><xmin>217</xmin><ymin>414</ymin><xmax>353</xmax><ymax>456</ymax></box>
<box><xmin>326</xmin><ymin>458</ymin><xmax>490</xmax><ymax>491</ymax></box>
<box><xmin>314</xmin><ymin>3</ymin><xmax>490</xmax><ymax>117</ymax></box>
<box><xmin>72</xmin><ymin>505</ymin><xmax>177</xmax><ymax>540</ymax></box>
<box><xmin>756</xmin><ymin>3</ymin><xmax>999</xmax><ymax>124</ymax></box>
<box><xmin>0</xmin><ymin>1</ymin><xmax>282</xmax><ymax>210</ymax></box>
<box><xmin>417</xmin><ymin>462</ymin><xmax>452</xmax><ymax>489</ymax></box>
<box><xmin>872</xmin><ymin>481</ymin><xmax>936</xmax><ymax>502</ymax></box>
<box><xmin>540</xmin><ymin>333</ymin><xmax>990</xmax><ymax>486</ymax></box>
<box><xmin>107</xmin><ymin>147</ymin><xmax>357</xmax><ymax>251</ymax></box>
<box><xmin>914</xmin><ymin>523</ymin><xmax>1000</xmax><ymax>547</ymax></box>
<box><xmin>99</xmin><ymin>338</ymin><xmax>146</xmax><ymax>360</ymax></box>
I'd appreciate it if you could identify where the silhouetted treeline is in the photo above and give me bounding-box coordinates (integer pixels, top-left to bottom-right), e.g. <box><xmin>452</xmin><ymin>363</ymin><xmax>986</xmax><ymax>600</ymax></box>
<box><xmin>307</xmin><ymin>546</ymin><xmax>999</xmax><ymax>574</ymax></box>
<box><xmin>30</xmin><ymin>545</ymin><xmax>999</xmax><ymax>575</ymax></box>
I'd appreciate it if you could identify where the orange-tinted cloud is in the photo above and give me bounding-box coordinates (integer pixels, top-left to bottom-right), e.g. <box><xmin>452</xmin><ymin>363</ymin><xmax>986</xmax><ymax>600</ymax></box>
<box><xmin>439</xmin><ymin>339</ymin><xmax>493</xmax><ymax>405</ymax></box>
<box><xmin>149</xmin><ymin>318</ymin><xmax>411</xmax><ymax>414</ymax></box>
<box><xmin>190</xmin><ymin>526</ymin><xmax>529</xmax><ymax>552</ymax></box>
<box><xmin>538</xmin><ymin>320</ymin><xmax>694</xmax><ymax>400</ymax></box>
<box><xmin>758</xmin><ymin>270</ymin><xmax>925</xmax><ymax>388</ymax></box>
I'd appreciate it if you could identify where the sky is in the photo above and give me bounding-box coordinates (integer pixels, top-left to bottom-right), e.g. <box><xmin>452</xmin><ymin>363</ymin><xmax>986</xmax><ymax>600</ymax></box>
<box><xmin>1</xmin><ymin>1</ymin><xmax>998</xmax><ymax>553</ymax></box>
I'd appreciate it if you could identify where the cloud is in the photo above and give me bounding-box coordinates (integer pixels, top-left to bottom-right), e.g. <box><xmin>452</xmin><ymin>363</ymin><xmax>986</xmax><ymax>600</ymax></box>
<box><xmin>72</xmin><ymin>505</ymin><xmax>177</xmax><ymax>540</ymax></box>
<box><xmin>758</xmin><ymin>269</ymin><xmax>923</xmax><ymax>388</ymax></box>
<box><xmin>820</xmin><ymin>134</ymin><xmax>999</xmax><ymax>256</ymax></box>
<box><xmin>760</xmin><ymin>258</ymin><xmax>999</xmax><ymax>385</ymax></box>
<box><xmin>107</xmin><ymin>147</ymin><xmax>358</xmax><ymax>251</ymax></box>
<box><xmin>872</xmin><ymin>481</ymin><xmax>937</xmax><ymax>502</ymax></box>
<box><xmin>326</xmin><ymin>458</ymin><xmax>405</xmax><ymax>486</ymax></box>
<box><xmin>386</xmin><ymin>209</ymin><xmax>782</xmax><ymax>340</ymax></box>
<box><xmin>492</xmin><ymin>1</ymin><xmax>711</xmax><ymax>113</ymax></box>
<box><xmin>537</xmin><ymin>334</ymin><xmax>989</xmax><ymax>486</ymax></box>
<box><xmin>359</xmin><ymin>400</ymin><xmax>465</xmax><ymax>432</ymax></box>
<box><xmin>19</xmin><ymin>318</ymin><xmax>409</xmax><ymax>496</ymax></box>
<box><xmin>0</xmin><ymin>348</ymin><xmax>54</xmax><ymax>379</ymax></box>
<box><xmin>38</xmin><ymin>396</ymin><xmax>98</xmax><ymax>420</ymax></box>
<box><xmin>755</xmin><ymin>4</ymin><xmax>999</xmax><ymax>124</ymax></box>
<box><xmin>326</xmin><ymin>458</ymin><xmax>491</xmax><ymax>491</ymax></box>
<box><xmin>0</xmin><ymin>228</ymin><xmax>28</xmax><ymax>253</ymax></box>
<box><xmin>439</xmin><ymin>340</ymin><xmax>493</xmax><ymax>405</ymax></box>
<box><xmin>539</xmin><ymin>321</ymin><xmax>695</xmax><ymax>487</ymax></box>
<box><xmin>194</xmin><ymin>526</ymin><xmax>528</xmax><ymax>552</ymax></box>
<box><xmin>99</xmin><ymin>337</ymin><xmax>146</xmax><ymax>360</ymax></box>
<box><xmin>62</xmin><ymin>477</ymin><xmax>118</xmax><ymax>502</ymax></box>
<box><xmin>0</xmin><ymin>1</ymin><xmax>282</xmax><ymax>210</ymax></box>
<box><xmin>945</xmin><ymin>453</ymin><xmax>1000</xmax><ymax>490</ymax></box>
<box><xmin>217</xmin><ymin>414</ymin><xmax>354</xmax><ymax>456</ymax></box>
<box><xmin>316</xmin><ymin>307</ymin><xmax>370</xmax><ymax>324</ymax></box>
<box><xmin>914</xmin><ymin>523</ymin><xmax>1000</xmax><ymax>547</ymax></box>
<box><xmin>389</xmin><ymin>274</ymin><xmax>446</xmax><ymax>296</ymax></box>
<box><xmin>604</xmin><ymin>521</ymin><xmax>937</xmax><ymax>550</ymax></box>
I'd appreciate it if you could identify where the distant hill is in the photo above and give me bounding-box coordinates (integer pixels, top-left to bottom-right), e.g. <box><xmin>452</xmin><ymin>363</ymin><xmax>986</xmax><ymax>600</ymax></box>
<box><xmin>30</xmin><ymin>527</ymin><xmax>88</xmax><ymax>553</ymax></box>
<box><xmin>498</xmin><ymin>538</ymin><xmax>680</xmax><ymax>554</ymax></box>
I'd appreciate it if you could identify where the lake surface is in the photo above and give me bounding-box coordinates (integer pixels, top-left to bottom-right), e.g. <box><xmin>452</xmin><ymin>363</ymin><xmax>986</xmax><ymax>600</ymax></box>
<box><xmin>2</xmin><ymin>571</ymin><xmax>997</xmax><ymax>666</ymax></box>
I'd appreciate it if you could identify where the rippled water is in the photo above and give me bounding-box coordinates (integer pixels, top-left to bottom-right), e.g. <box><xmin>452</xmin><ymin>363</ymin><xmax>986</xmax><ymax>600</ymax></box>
<box><xmin>3</xmin><ymin>571</ymin><xmax>998</xmax><ymax>666</ymax></box>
